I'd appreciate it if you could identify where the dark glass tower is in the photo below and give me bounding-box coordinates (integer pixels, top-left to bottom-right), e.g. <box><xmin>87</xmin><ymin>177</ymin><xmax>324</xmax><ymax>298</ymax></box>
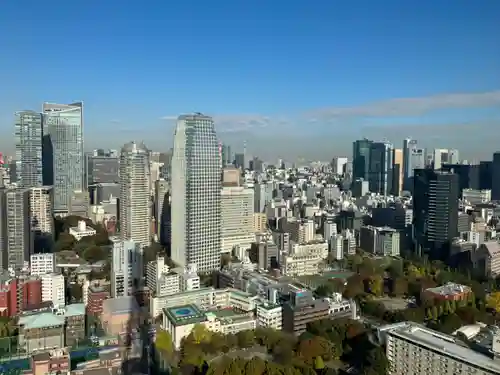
<box><xmin>352</xmin><ymin>139</ymin><xmax>372</xmax><ymax>181</ymax></box>
<box><xmin>368</xmin><ymin>141</ymin><xmax>394</xmax><ymax>196</ymax></box>
<box><xmin>413</xmin><ymin>169</ymin><xmax>459</xmax><ymax>260</ymax></box>
<box><xmin>492</xmin><ymin>152</ymin><xmax>500</xmax><ymax>201</ymax></box>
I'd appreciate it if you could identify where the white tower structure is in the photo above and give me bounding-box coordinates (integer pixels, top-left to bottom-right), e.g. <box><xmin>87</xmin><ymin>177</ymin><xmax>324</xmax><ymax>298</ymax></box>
<box><xmin>119</xmin><ymin>141</ymin><xmax>151</xmax><ymax>248</ymax></box>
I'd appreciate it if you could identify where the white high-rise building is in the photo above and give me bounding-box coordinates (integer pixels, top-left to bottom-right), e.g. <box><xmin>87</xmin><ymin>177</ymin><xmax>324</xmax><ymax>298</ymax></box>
<box><xmin>171</xmin><ymin>114</ymin><xmax>221</xmax><ymax>272</ymax></box>
<box><xmin>119</xmin><ymin>141</ymin><xmax>151</xmax><ymax>248</ymax></box>
<box><xmin>28</xmin><ymin>186</ymin><xmax>54</xmax><ymax>253</ymax></box>
<box><xmin>110</xmin><ymin>237</ymin><xmax>142</xmax><ymax>298</ymax></box>
<box><xmin>30</xmin><ymin>253</ymin><xmax>55</xmax><ymax>276</ymax></box>
<box><xmin>221</xmin><ymin>186</ymin><xmax>255</xmax><ymax>254</ymax></box>
<box><xmin>41</xmin><ymin>273</ymin><xmax>65</xmax><ymax>308</ymax></box>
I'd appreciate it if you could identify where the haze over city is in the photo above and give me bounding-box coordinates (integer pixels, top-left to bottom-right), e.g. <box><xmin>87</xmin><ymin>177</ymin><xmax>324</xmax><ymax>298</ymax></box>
<box><xmin>1</xmin><ymin>0</ymin><xmax>499</xmax><ymax>160</ymax></box>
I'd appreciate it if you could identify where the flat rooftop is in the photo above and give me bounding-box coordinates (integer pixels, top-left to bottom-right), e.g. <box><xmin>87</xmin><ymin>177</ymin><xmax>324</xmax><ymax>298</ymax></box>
<box><xmin>426</xmin><ymin>282</ymin><xmax>471</xmax><ymax>296</ymax></box>
<box><xmin>103</xmin><ymin>296</ymin><xmax>140</xmax><ymax>315</ymax></box>
<box><xmin>387</xmin><ymin>322</ymin><xmax>500</xmax><ymax>373</ymax></box>
<box><xmin>163</xmin><ymin>304</ymin><xmax>206</xmax><ymax>327</ymax></box>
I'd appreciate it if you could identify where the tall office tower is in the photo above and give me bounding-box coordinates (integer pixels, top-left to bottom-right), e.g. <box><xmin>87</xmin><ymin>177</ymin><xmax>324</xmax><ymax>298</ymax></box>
<box><xmin>402</xmin><ymin>139</ymin><xmax>426</xmax><ymax>191</ymax></box>
<box><xmin>368</xmin><ymin>141</ymin><xmax>394</xmax><ymax>196</ymax></box>
<box><xmin>492</xmin><ymin>152</ymin><xmax>500</xmax><ymax>201</ymax></box>
<box><xmin>352</xmin><ymin>139</ymin><xmax>372</xmax><ymax>181</ymax></box>
<box><xmin>392</xmin><ymin>149</ymin><xmax>403</xmax><ymax>196</ymax></box>
<box><xmin>87</xmin><ymin>154</ymin><xmax>119</xmax><ymax>185</ymax></box>
<box><xmin>119</xmin><ymin>141</ymin><xmax>151</xmax><ymax>249</ymax></box>
<box><xmin>171</xmin><ymin>113</ymin><xmax>221</xmax><ymax>272</ymax></box>
<box><xmin>221</xmin><ymin>186</ymin><xmax>255</xmax><ymax>254</ymax></box>
<box><xmin>154</xmin><ymin>179</ymin><xmax>170</xmax><ymax>245</ymax></box>
<box><xmin>14</xmin><ymin>111</ymin><xmax>44</xmax><ymax>188</ymax></box>
<box><xmin>110</xmin><ymin>237</ymin><xmax>142</xmax><ymax>297</ymax></box>
<box><xmin>43</xmin><ymin>102</ymin><xmax>84</xmax><ymax>215</ymax></box>
<box><xmin>0</xmin><ymin>188</ymin><xmax>6</xmax><ymax>269</ymax></box>
<box><xmin>413</xmin><ymin>169</ymin><xmax>459</xmax><ymax>259</ymax></box>
<box><xmin>4</xmin><ymin>189</ymin><xmax>32</xmax><ymax>269</ymax></box>
<box><xmin>28</xmin><ymin>186</ymin><xmax>54</xmax><ymax>253</ymax></box>
<box><xmin>254</xmin><ymin>181</ymin><xmax>273</xmax><ymax>213</ymax></box>
<box><xmin>479</xmin><ymin>160</ymin><xmax>493</xmax><ymax>190</ymax></box>
<box><xmin>432</xmin><ymin>148</ymin><xmax>459</xmax><ymax>169</ymax></box>
<box><xmin>234</xmin><ymin>153</ymin><xmax>245</xmax><ymax>169</ymax></box>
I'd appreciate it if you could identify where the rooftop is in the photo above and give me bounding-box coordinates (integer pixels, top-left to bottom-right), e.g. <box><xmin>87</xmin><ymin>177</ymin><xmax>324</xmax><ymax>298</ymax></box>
<box><xmin>163</xmin><ymin>304</ymin><xmax>206</xmax><ymax>327</ymax></box>
<box><xmin>426</xmin><ymin>282</ymin><xmax>471</xmax><ymax>296</ymax></box>
<box><xmin>19</xmin><ymin>303</ymin><xmax>86</xmax><ymax>329</ymax></box>
<box><xmin>102</xmin><ymin>296</ymin><xmax>140</xmax><ymax>315</ymax></box>
<box><xmin>385</xmin><ymin>322</ymin><xmax>500</xmax><ymax>373</ymax></box>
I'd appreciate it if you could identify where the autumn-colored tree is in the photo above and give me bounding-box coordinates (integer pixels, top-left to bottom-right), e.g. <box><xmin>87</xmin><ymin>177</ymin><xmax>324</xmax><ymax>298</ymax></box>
<box><xmin>486</xmin><ymin>292</ymin><xmax>500</xmax><ymax>312</ymax></box>
<box><xmin>367</xmin><ymin>275</ymin><xmax>384</xmax><ymax>297</ymax></box>
<box><xmin>189</xmin><ymin>324</ymin><xmax>212</xmax><ymax>344</ymax></box>
<box><xmin>244</xmin><ymin>357</ymin><xmax>267</xmax><ymax>375</ymax></box>
<box><xmin>343</xmin><ymin>274</ymin><xmax>365</xmax><ymax>299</ymax></box>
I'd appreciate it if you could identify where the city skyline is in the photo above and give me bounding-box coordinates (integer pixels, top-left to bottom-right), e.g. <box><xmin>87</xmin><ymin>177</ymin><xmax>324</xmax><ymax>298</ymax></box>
<box><xmin>1</xmin><ymin>1</ymin><xmax>499</xmax><ymax>160</ymax></box>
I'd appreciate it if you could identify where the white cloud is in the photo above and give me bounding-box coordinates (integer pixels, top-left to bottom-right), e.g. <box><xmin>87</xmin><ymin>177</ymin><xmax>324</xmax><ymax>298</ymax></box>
<box><xmin>157</xmin><ymin>90</ymin><xmax>500</xmax><ymax>133</ymax></box>
<box><xmin>159</xmin><ymin>115</ymin><xmax>177</xmax><ymax>121</ymax></box>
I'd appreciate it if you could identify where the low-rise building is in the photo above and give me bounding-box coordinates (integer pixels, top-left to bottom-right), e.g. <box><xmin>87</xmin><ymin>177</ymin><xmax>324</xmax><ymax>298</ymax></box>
<box><xmin>256</xmin><ymin>302</ymin><xmax>282</xmax><ymax>330</ymax></box>
<box><xmin>69</xmin><ymin>221</ymin><xmax>97</xmax><ymax>241</ymax></box>
<box><xmin>101</xmin><ymin>296</ymin><xmax>140</xmax><ymax>336</ymax></box>
<box><xmin>423</xmin><ymin>282</ymin><xmax>472</xmax><ymax>302</ymax></box>
<box><xmin>18</xmin><ymin>303</ymin><xmax>86</xmax><ymax>353</ymax></box>
<box><xmin>282</xmin><ymin>289</ymin><xmax>330</xmax><ymax>335</ymax></box>
<box><xmin>163</xmin><ymin>304</ymin><xmax>256</xmax><ymax>349</ymax></box>
<box><xmin>281</xmin><ymin>241</ymin><xmax>328</xmax><ymax>277</ymax></box>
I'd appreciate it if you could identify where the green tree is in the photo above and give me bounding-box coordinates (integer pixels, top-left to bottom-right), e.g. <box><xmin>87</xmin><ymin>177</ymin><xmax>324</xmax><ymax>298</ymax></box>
<box><xmin>236</xmin><ymin>330</ymin><xmax>255</xmax><ymax>348</ymax></box>
<box><xmin>438</xmin><ymin>313</ymin><xmax>463</xmax><ymax>334</ymax></box>
<box><xmin>343</xmin><ymin>274</ymin><xmax>365</xmax><ymax>299</ymax></box>
<box><xmin>155</xmin><ymin>329</ymin><xmax>174</xmax><ymax>355</ymax></box>
<box><xmin>190</xmin><ymin>324</ymin><xmax>212</xmax><ymax>344</ymax></box>
<box><xmin>83</xmin><ymin>245</ymin><xmax>106</xmax><ymax>263</ymax></box>
<box><xmin>362</xmin><ymin>347</ymin><xmax>388</xmax><ymax>375</ymax></box>
<box><xmin>431</xmin><ymin>305</ymin><xmax>439</xmax><ymax>320</ymax></box>
<box><xmin>315</xmin><ymin>284</ymin><xmax>335</xmax><ymax>297</ymax></box>
<box><xmin>69</xmin><ymin>283</ymin><xmax>83</xmax><ymax>302</ymax></box>
<box><xmin>244</xmin><ymin>357</ymin><xmax>267</xmax><ymax>375</ymax></box>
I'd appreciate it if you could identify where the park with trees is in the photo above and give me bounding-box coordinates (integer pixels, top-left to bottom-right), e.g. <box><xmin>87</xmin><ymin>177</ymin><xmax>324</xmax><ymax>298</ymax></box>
<box><xmin>154</xmin><ymin>319</ymin><xmax>387</xmax><ymax>375</ymax></box>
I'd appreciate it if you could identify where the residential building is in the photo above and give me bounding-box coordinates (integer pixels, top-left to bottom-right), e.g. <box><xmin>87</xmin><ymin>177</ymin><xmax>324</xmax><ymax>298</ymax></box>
<box><xmin>110</xmin><ymin>237</ymin><xmax>142</xmax><ymax>297</ymax></box>
<box><xmin>28</xmin><ymin>186</ymin><xmax>54</xmax><ymax>253</ymax></box>
<box><xmin>462</xmin><ymin>189</ymin><xmax>492</xmax><ymax>205</ymax></box>
<box><xmin>86</xmin><ymin>285</ymin><xmax>110</xmax><ymax>316</ymax></box>
<box><xmin>14</xmin><ymin>111</ymin><xmax>44</xmax><ymax>188</ymax></box>
<box><xmin>171</xmin><ymin>114</ymin><xmax>221</xmax><ymax>272</ymax></box>
<box><xmin>30</xmin><ymin>253</ymin><xmax>55</xmax><ymax>276</ymax></box>
<box><xmin>41</xmin><ymin>273</ymin><xmax>66</xmax><ymax>308</ymax></box>
<box><xmin>43</xmin><ymin>102</ymin><xmax>84</xmax><ymax>215</ymax></box>
<box><xmin>119</xmin><ymin>141</ymin><xmax>151</xmax><ymax>248</ymax></box>
<box><xmin>5</xmin><ymin>188</ymin><xmax>31</xmax><ymax>269</ymax></box>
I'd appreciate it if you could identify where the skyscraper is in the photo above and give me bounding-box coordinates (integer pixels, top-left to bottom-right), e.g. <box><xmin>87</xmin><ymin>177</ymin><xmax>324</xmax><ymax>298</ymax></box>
<box><xmin>28</xmin><ymin>186</ymin><xmax>54</xmax><ymax>253</ymax></box>
<box><xmin>402</xmin><ymin>138</ymin><xmax>426</xmax><ymax>191</ymax></box>
<box><xmin>352</xmin><ymin>139</ymin><xmax>372</xmax><ymax>181</ymax></box>
<box><xmin>5</xmin><ymin>189</ymin><xmax>31</xmax><ymax>269</ymax></box>
<box><xmin>368</xmin><ymin>141</ymin><xmax>394</xmax><ymax>196</ymax></box>
<box><xmin>43</xmin><ymin>102</ymin><xmax>84</xmax><ymax>215</ymax></box>
<box><xmin>15</xmin><ymin>111</ymin><xmax>44</xmax><ymax>188</ymax></box>
<box><xmin>171</xmin><ymin>113</ymin><xmax>221</xmax><ymax>272</ymax></box>
<box><xmin>119</xmin><ymin>141</ymin><xmax>151</xmax><ymax>248</ymax></box>
<box><xmin>413</xmin><ymin>169</ymin><xmax>459</xmax><ymax>259</ymax></box>
<box><xmin>492</xmin><ymin>152</ymin><xmax>500</xmax><ymax>201</ymax></box>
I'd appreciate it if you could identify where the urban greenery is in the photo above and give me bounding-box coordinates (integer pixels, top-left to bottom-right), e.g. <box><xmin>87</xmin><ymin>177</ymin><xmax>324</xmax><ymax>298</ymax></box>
<box><xmin>155</xmin><ymin>318</ymin><xmax>387</xmax><ymax>375</ymax></box>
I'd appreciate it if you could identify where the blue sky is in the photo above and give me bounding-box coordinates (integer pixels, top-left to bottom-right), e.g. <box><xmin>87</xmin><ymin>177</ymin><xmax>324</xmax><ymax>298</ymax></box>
<box><xmin>1</xmin><ymin>0</ymin><xmax>499</xmax><ymax>159</ymax></box>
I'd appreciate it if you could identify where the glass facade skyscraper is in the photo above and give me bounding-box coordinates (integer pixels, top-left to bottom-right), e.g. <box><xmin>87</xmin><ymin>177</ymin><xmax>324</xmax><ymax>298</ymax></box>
<box><xmin>43</xmin><ymin>102</ymin><xmax>84</xmax><ymax>214</ymax></box>
<box><xmin>15</xmin><ymin>111</ymin><xmax>44</xmax><ymax>188</ymax></box>
<box><xmin>171</xmin><ymin>113</ymin><xmax>221</xmax><ymax>272</ymax></box>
